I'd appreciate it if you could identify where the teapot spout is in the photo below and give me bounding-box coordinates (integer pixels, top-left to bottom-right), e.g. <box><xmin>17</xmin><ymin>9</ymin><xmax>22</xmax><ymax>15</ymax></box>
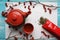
<box><xmin>23</xmin><ymin>11</ymin><xmax>31</xmax><ymax>18</ymax></box>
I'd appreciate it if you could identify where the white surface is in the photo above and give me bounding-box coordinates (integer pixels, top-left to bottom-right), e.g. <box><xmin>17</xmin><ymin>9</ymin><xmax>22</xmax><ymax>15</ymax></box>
<box><xmin>5</xmin><ymin>2</ymin><xmax>57</xmax><ymax>39</ymax></box>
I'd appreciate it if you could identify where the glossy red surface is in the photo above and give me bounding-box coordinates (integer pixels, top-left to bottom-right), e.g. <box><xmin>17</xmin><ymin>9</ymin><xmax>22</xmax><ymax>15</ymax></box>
<box><xmin>42</xmin><ymin>20</ymin><xmax>60</xmax><ymax>38</ymax></box>
<box><xmin>23</xmin><ymin>23</ymin><xmax>34</xmax><ymax>34</ymax></box>
<box><xmin>6</xmin><ymin>9</ymin><xmax>24</xmax><ymax>26</ymax></box>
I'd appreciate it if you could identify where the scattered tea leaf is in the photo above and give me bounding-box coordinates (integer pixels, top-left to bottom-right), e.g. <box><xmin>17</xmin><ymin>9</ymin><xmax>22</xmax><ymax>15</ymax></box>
<box><xmin>24</xmin><ymin>2</ymin><xmax>25</xmax><ymax>5</ymax></box>
<box><xmin>48</xmin><ymin>8</ymin><xmax>52</xmax><ymax>14</ymax></box>
<box><xmin>43</xmin><ymin>5</ymin><xmax>47</xmax><ymax>12</ymax></box>
<box><xmin>28</xmin><ymin>6</ymin><xmax>31</xmax><ymax>10</ymax></box>
<box><xmin>19</xmin><ymin>2</ymin><xmax>21</xmax><ymax>5</ymax></box>
<box><xmin>14</xmin><ymin>36</ymin><xmax>18</xmax><ymax>40</ymax></box>
<box><xmin>24</xmin><ymin>6</ymin><xmax>26</xmax><ymax>8</ymax></box>
<box><xmin>30</xmin><ymin>37</ymin><xmax>34</xmax><ymax>40</ymax></box>
<box><xmin>29</xmin><ymin>1</ymin><xmax>32</xmax><ymax>5</ymax></box>
<box><xmin>19</xmin><ymin>31</ymin><xmax>22</xmax><ymax>35</ymax></box>
<box><xmin>10</xmin><ymin>6</ymin><xmax>13</xmax><ymax>9</ymax></box>
<box><xmin>2</xmin><ymin>11</ymin><xmax>7</xmax><ymax>17</ymax></box>
<box><xmin>5</xmin><ymin>3</ymin><xmax>8</xmax><ymax>7</ymax></box>
<box><xmin>41</xmin><ymin>31</ymin><xmax>47</xmax><ymax>36</ymax></box>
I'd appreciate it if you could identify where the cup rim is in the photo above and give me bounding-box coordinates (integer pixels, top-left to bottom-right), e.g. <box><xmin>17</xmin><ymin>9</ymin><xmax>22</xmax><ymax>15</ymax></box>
<box><xmin>23</xmin><ymin>23</ymin><xmax>34</xmax><ymax>34</ymax></box>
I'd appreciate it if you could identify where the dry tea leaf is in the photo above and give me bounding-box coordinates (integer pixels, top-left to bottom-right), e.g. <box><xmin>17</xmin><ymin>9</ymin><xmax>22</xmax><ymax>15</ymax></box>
<box><xmin>41</xmin><ymin>31</ymin><xmax>47</xmax><ymax>36</ymax></box>
<box><xmin>14</xmin><ymin>36</ymin><xmax>18</xmax><ymax>40</ymax></box>
<box><xmin>27</xmin><ymin>11</ymin><xmax>31</xmax><ymax>14</ymax></box>
<box><xmin>30</xmin><ymin>37</ymin><xmax>34</xmax><ymax>40</ymax></box>
<box><xmin>33</xmin><ymin>6</ymin><xmax>35</xmax><ymax>8</ymax></box>
<box><xmin>24</xmin><ymin>2</ymin><xmax>25</xmax><ymax>5</ymax></box>
<box><xmin>19</xmin><ymin>2</ymin><xmax>21</xmax><ymax>5</ymax></box>
<box><xmin>14</xmin><ymin>4</ymin><xmax>18</xmax><ymax>6</ymax></box>
<box><xmin>2</xmin><ymin>11</ymin><xmax>7</xmax><ymax>17</ymax></box>
<box><xmin>23</xmin><ymin>38</ymin><xmax>26</xmax><ymax>40</ymax></box>
<box><xmin>41</xmin><ymin>31</ymin><xmax>50</xmax><ymax>38</ymax></box>
<box><xmin>29</xmin><ymin>1</ymin><xmax>32</xmax><ymax>5</ymax></box>
<box><xmin>28</xmin><ymin>6</ymin><xmax>31</xmax><ymax>10</ymax></box>
<box><xmin>8</xmin><ymin>26</ymin><xmax>11</xmax><ymax>28</ymax></box>
<box><xmin>24</xmin><ymin>6</ymin><xmax>26</xmax><ymax>8</ymax></box>
<box><xmin>19</xmin><ymin>31</ymin><xmax>22</xmax><ymax>35</ymax></box>
<box><xmin>5</xmin><ymin>3</ymin><xmax>8</xmax><ymax>7</ymax></box>
<box><xmin>48</xmin><ymin>8</ymin><xmax>52</xmax><ymax>14</ymax></box>
<box><xmin>10</xmin><ymin>6</ymin><xmax>13</xmax><ymax>9</ymax></box>
<box><xmin>43</xmin><ymin>5</ymin><xmax>47</xmax><ymax>12</ymax></box>
<box><xmin>23</xmin><ymin>34</ymin><xmax>26</xmax><ymax>37</ymax></box>
<box><xmin>30</xmin><ymin>35</ymin><xmax>32</xmax><ymax>37</ymax></box>
<box><xmin>47</xmin><ymin>35</ymin><xmax>50</xmax><ymax>38</ymax></box>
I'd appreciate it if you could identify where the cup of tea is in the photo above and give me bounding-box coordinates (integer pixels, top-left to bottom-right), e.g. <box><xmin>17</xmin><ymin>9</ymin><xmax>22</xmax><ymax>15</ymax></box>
<box><xmin>23</xmin><ymin>23</ymin><xmax>34</xmax><ymax>34</ymax></box>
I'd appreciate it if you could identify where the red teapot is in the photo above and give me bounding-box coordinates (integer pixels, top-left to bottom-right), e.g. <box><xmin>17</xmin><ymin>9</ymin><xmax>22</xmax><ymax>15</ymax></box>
<box><xmin>2</xmin><ymin>9</ymin><xmax>31</xmax><ymax>27</ymax></box>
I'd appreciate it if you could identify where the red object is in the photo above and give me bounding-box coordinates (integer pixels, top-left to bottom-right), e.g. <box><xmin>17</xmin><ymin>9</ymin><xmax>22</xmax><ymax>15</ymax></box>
<box><xmin>6</xmin><ymin>9</ymin><xmax>29</xmax><ymax>26</ymax></box>
<box><xmin>42</xmin><ymin>20</ymin><xmax>60</xmax><ymax>38</ymax></box>
<box><xmin>23</xmin><ymin>23</ymin><xmax>34</xmax><ymax>34</ymax></box>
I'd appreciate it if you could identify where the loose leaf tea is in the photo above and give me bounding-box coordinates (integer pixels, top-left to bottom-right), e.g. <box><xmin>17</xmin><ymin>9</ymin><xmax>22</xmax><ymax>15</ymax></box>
<box><xmin>41</xmin><ymin>31</ymin><xmax>47</xmax><ymax>36</ymax></box>
<box><xmin>13</xmin><ymin>4</ymin><xmax>18</xmax><ymax>6</ymax></box>
<box><xmin>24</xmin><ymin>6</ymin><xmax>26</xmax><ymax>8</ymax></box>
<box><xmin>41</xmin><ymin>31</ymin><xmax>50</xmax><ymax>38</ymax></box>
<box><xmin>29</xmin><ymin>1</ymin><xmax>32</xmax><ymax>5</ymax></box>
<box><xmin>33</xmin><ymin>6</ymin><xmax>35</xmax><ymax>8</ymax></box>
<box><xmin>19</xmin><ymin>2</ymin><xmax>21</xmax><ymax>5</ymax></box>
<box><xmin>2</xmin><ymin>11</ymin><xmax>7</xmax><ymax>17</ymax></box>
<box><xmin>24</xmin><ymin>2</ymin><xmax>25</xmax><ymax>5</ymax></box>
<box><xmin>30</xmin><ymin>35</ymin><xmax>32</xmax><ymax>37</ymax></box>
<box><xmin>9</xmin><ymin>6</ymin><xmax>14</xmax><ymax>9</ymax></box>
<box><xmin>27</xmin><ymin>11</ymin><xmax>31</xmax><ymax>14</ymax></box>
<box><xmin>28</xmin><ymin>6</ymin><xmax>31</xmax><ymax>10</ymax></box>
<box><xmin>30</xmin><ymin>36</ymin><xmax>34</xmax><ymax>40</ymax></box>
<box><xmin>5</xmin><ymin>3</ymin><xmax>8</xmax><ymax>7</ymax></box>
<box><xmin>14</xmin><ymin>36</ymin><xmax>18</xmax><ymax>40</ymax></box>
<box><xmin>8</xmin><ymin>26</ymin><xmax>11</xmax><ymax>28</ymax></box>
<box><xmin>23</xmin><ymin>34</ymin><xmax>26</xmax><ymax>37</ymax></box>
<box><xmin>43</xmin><ymin>5</ymin><xmax>47</xmax><ymax>12</ymax></box>
<box><xmin>48</xmin><ymin>8</ymin><xmax>52</xmax><ymax>14</ymax></box>
<box><xmin>19</xmin><ymin>31</ymin><xmax>22</xmax><ymax>35</ymax></box>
